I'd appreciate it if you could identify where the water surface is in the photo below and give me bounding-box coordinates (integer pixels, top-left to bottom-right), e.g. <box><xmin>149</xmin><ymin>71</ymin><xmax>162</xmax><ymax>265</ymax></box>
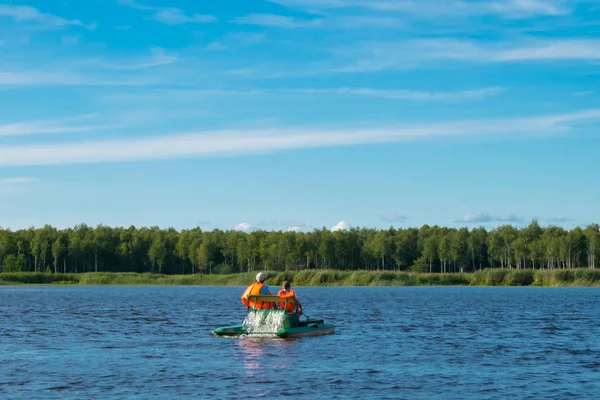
<box><xmin>1</xmin><ymin>286</ymin><xmax>599</xmax><ymax>399</ymax></box>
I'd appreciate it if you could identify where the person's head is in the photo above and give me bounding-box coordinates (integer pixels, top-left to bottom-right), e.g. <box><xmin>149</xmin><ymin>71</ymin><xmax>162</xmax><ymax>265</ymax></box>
<box><xmin>282</xmin><ymin>280</ymin><xmax>291</xmax><ymax>290</ymax></box>
<box><xmin>256</xmin><ymin>272</ymin><xmax>267</xmax><ymax>283</ymax></box>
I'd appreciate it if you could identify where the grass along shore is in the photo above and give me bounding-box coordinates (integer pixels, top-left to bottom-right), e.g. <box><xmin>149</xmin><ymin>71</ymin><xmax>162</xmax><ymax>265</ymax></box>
<box><xmin>0</xmin><ymin>269</ymin><xmax>599</xmax><ymax>287</ymax></box>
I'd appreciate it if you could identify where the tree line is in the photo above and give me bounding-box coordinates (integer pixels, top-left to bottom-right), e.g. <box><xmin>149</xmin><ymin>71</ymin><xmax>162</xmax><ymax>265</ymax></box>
<box><xmin>0</xmin><ymin>221</ymin><xmax>598</xmax><ymax>274</ymax></box>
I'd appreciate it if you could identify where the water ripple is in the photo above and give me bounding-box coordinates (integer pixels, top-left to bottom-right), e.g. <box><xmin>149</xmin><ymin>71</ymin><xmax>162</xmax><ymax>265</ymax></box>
<box><xmin>1</xmin><ymin>286</ymin><xmax>600</xmax><ymax>399</ymax></box>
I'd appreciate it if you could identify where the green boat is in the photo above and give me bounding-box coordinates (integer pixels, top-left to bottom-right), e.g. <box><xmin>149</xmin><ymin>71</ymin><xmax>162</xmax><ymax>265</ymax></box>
<box><xmin>212</xmin><ymin>295</ymin><xmax>335</xmax><ymax>338</ymax></box>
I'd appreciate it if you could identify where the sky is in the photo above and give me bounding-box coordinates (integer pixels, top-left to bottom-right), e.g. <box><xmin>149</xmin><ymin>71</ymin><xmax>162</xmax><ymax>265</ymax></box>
<box><xmin>1</xmin><ymin>0</ymin><xmax>599</xmax><ymax>233</ymax></box>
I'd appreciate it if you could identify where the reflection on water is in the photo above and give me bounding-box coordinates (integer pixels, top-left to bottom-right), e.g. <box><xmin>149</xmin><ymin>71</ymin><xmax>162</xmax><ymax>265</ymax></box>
<box><xmin>238</xmin><ymin>338</ymin><xmax>266</xmax><ymax>376</ymax></box>
<box><xmin>237</xmin><ymin>336</ymin><xmax>299</xmax><ymax>378</ymax></box>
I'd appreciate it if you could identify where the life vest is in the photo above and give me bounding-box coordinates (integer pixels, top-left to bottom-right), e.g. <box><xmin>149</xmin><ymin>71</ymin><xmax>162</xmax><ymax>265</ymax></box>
<box><xmin>241</xmin><ymin>283</ymin><xmax>271</xmax><ymax>309</ymax></box>
<box><xmin>278</xmin><ymin>289</ymin><xmax>296</xmax><ymax>313</ymax></box>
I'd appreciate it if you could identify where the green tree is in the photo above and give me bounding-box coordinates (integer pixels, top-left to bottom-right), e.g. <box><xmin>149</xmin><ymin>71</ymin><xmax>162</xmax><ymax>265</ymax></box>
<box><xmin>148</xmin><ymin>230</ymin><xmax>167</xmax><ymax>274</ymax></box>
<box><xmin>511</xmin><ymin>237</ymin><xmax>528</xmax><ymax>269</ymax></box>
<box><xmin>52</xmin><ymin>234</ymin><xmax>68</xmax><ymax>273</ymax></box>
<box><xmin>584</xmin><ymin>224</ymin><xmax>599</xmax><ymax>269</ymax></box>
<box><xmin>468</xmin><ymin>227</ymin><xmax>487</xmax><ymax>271</ymax></box>
<box><xmin>2</xmin><ymin>254</ymin><xmax>19</xmax><ymax>272</ymax></box>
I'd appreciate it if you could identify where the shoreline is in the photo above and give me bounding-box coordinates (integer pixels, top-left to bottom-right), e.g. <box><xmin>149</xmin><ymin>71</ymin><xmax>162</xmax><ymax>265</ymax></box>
<box><xmin>1</xmin><ymin>269</ymin><xmax>599</xmax><ymax>287</ymax></box>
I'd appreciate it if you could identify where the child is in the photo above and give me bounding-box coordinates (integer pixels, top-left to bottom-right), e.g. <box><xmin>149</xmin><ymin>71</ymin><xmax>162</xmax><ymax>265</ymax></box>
<box><xmin>278</xmin><ymin>280</ymin><xmax>303</xmax><ymax>315</ymax></box>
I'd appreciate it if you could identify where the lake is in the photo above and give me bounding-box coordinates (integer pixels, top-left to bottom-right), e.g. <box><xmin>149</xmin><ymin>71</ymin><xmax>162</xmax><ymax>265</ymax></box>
<box><xmin>1</xmin><ymin>285</ymin><xmax>599</xmax><ymax>399</ymax></box>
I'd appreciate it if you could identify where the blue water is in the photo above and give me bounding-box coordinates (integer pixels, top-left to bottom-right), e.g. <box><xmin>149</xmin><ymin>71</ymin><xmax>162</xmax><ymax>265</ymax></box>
<box><xmin>1</xmin><ymin>286</ymin><xmax>599</xmax><ymax>399</ymax></box>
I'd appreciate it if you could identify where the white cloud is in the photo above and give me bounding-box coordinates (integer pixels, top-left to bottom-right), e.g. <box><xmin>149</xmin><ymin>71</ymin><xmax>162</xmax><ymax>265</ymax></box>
<box><xmin>232</xmin><ymin>14</ymin><xmax>318</xmax><ymax>28</ymax></box>
<box><xmin>330</xmin><ymin>221</ymin><xmax>349</xmax><ymax>231</ymax></box>
<box><xmin>498</xmin><ymin>213</ymin><xmax>525</xmax><ymax>223</ymax></box>
<box><xmin>541</xmin><ymin>217</ymin><xmax>574</xmax><ymax>224</ymax></box>
<box><xmin>102</xmin><ymin>47</ymin><xmax>178</xmax><ymax>70</ymax></box>
<box><xmin>0</xmin><ymin>114</ymin><xmax>120</xmax><ymax>137</ymax></box>
<box><xmin>105</xmin><ymin>86</ymin><xmax>502</xmax><ymax>103</ymax></box>
<box><xmin>381</xmin><ymin>213</ymin><xmax>408</xmax><ymax>223</ymax></box>
<box><xmin>119</xmin><ymin>0</ymin><xmax>216</xmax><ymax>25</ymax></box>
<box><xmin>327</xmin><ymin>15</ymin><xmax>404</xmax><ymax>28</ymax></box>
<box><xmin>234</xmin><ymin>222</ymin><xmax>253</xmax><ymax>232</ymax></box>
<box><xmin>334</xmin><ymin>38</ymin><xmax>600</xmax><ymax>73</ymax></box>
<box><xmin>0</xmin><ymin>177</ymin><xmax>38</xmax><ymax>197</ymax></box>
<box><xmin>360</xmin><ymin>0</ymin><xmax>568</xmax><ymax>18</ymax></box>
<box><xmin>455</xmin><ymin>212</ymin><xmax>524</xmax><ymax>224</ymax></box>
<box><xmin>494</xmin><ymin>39</ymin><xmax>600</xmax><ymax>61</ymax></box>
<box><xmin>0</xmin><ymin>72</ymin><xmax>152</xmax><ymax>87</ymax></box>
<box><xmin>287</xmin><ymin>226</ymin><xmax>303</xmax><ymax>232</ymax></box>
<box><xmin>0</xmin><ymin>177</ymin><xmax>38</xmax><ymax>185</ymax></box>
<box><xmin>292</xmin><ymin>87</ymin><xmax>503</xmax><ymax>100</ymax></box>
<box><xmin>0</xmin><ymin>108</ymin><xmax>599</xmax><ymax>166</ymax></box>
<box><xmin>455</xmin><ymin>212</ymin><xmax>493</xmax><ymax>223</ymax></box>
<box><xmin>153</xmin><ymin>8</ymin><xmax>216</xmax><ymax>24</ymax></box>
<box><xmin>232</xmin><ymin>13</ymin><xmax>402</xmax><ymax>29</ymax></box>
<box><xmin>0</xmin><ymin>4</ymin><xmax>94</xmax><ymax>29</ymax></box>
<box><xmin>268</xmin><ymin>0</ymin><xmax>570</xmax><ymax>18</ymax></box>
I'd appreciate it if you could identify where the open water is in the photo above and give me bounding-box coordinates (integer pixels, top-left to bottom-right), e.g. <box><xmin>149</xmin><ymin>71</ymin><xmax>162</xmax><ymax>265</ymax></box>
<box><xmin>1</xmin><ymin>285</ymin><xmax>599</xmax><ymax>399</ymax></box>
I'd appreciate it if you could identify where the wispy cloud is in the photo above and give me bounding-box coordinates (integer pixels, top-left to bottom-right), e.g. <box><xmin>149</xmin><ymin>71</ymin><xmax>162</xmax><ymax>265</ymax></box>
<box><xmin>292</xmin><ymin>87</ymin><xmax>503</xmax><ymax>100</ymax></box>
<box><xmin>0</xmin><ymin>177</ymin><xmax>38</xmax><ymax>185</ymax></box>
<box><xmin>333</xmin><ymin>38</ymin><xmax>600</xmax><ymax>73</ymax></box>
<box><xmin>105</xmin><ymin>86</ymin><xmax>503</xmax><ymax>103</ymax></box>
<box><xmin>381</xmin><ymin>213</ymin><xmax>408</xmax><ymax>223</ymax></box>
<box><xmin>1</xmin><ymin>108</ymin><xmax>599</xmax><ymax>166</ymax></box>
<box><xmin>268</xmin><ymin>0</ymin><xmax>571</xmax><ymax>18</ymax></box>
<box><xmin>153</xmin><ymin>8</ymin><xmax>216</xmax><ymax>24</ymax></box>
<box><xmin>0</xmin><ymin>114</ymin><xmax>123</xmax><ymax>137</ymax></box>
<box><xmin>455</xmin><ymin>213</ymin><xmax>578</xmax><ymax>226</ymax></box>
<box><xmin>232</xmin><ymin>13</ymin><xmax>403</xmax><ymax>29</ymax></box>
<box><xmin>119</xmin><ymin>0</ymin><xmax>216</xmax><ymax>25</ymax></box>
<box><xmin>232</xmin><ymin>14</ymin><xmax>318</xmax><ymax>28</ymax></box>
<box><xmin>102</xmin><ymin>47</ymin><xmax>178</xmax><ymax>70</ymax></box>
<box><xmin>455</xmin><ymin>212</ymin><xmax>524</xmax><ymax>224</ymax></box>
<box><xmin>497</xmin><ymin>213</ymin><xmax>525</xmax><ymax>223</ymax></box>
<box><xmin>0</xmin><ymin>4</ymin><xmax>95</xmax><ymax>29</ymax></box>
<box><xmin>0</xmin><ymin>71</ymin><xmax>153</xmax><ymax>87</ymax></box>
<box><xmin>361</xmin><ymin>0</ymin><xmax>568</xmax><ymax>18</ymax></box>
<box><xmin>494</xmin><ymin>39</ymin><xmax>600</xmax><ymax>61</ymax></box>
<box><xmin>0</xmin><ymin>177</ymin><xmax>38</xmax><ymax>197</ymax></box>
<box><xmin>573</xmin><ymin>90</ymin><xmax>594</xmax><ymax>96</ymax></box>
<box><xmin>541</xmin><ymin>217</ymin><xmax>575</xmax><ymax>224</ymax></box>
<box><xmin>455</xmin><ymin>212</ymin><xmax>493</xmax><ymax>223</ymax></box>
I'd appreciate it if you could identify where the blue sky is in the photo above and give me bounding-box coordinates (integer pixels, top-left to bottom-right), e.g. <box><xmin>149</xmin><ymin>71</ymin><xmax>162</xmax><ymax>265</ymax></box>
<box><xmin>1</xmin><ymin>0</ymin><xmax>599</xmax><ymax>232</ymax></box>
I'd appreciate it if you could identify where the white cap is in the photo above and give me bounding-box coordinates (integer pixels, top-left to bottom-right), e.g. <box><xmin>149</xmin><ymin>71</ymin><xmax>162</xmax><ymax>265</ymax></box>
<box><xmin>256</xmin><ymin>272</ymin><xmax>266</xmax><ymax>282</ymax></box>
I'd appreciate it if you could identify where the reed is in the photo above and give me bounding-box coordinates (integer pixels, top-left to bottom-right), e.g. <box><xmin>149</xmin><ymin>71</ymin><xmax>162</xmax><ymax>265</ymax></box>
<box><xmin>1</xmin><ymin>269</ymin><xmax>599</xmax><ymax>287</ymax></box>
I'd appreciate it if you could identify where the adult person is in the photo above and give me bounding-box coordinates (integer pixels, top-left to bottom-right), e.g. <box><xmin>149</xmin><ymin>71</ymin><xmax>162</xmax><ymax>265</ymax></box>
<box><xmin>278</xmin><ymin>281</ymin><xmax>302</xmax><ymax>315</ymax></box>
<box><xmin>241</xmin><ymin>272</ymin><xmax>274</xmax><ymax>310</ymax></box>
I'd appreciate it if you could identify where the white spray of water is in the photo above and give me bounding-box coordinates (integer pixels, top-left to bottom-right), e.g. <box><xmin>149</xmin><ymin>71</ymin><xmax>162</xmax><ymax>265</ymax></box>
<box><xmin>242</xmin><ymin>310</ymin><xmax>286</xmax><ymax>335</ymax></box>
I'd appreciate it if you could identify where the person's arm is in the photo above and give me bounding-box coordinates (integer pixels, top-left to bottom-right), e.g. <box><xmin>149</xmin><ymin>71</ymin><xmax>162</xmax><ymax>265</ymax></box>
<box><xmin>295</xmin><ymin>295</ymin><xmax>302</xmax><ymax>312</ymax></box>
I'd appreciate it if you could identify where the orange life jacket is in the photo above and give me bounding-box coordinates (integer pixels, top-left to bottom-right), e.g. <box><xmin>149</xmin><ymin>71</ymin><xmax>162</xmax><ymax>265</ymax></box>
<box><xmin>241</xmin><ymin>283</ymin><xmax>272</xmax><ymax>310</ymax></box>
<box><xmin>278</xmin><ymin>289</ymin><xmax>296</xmax><ymax>313</ymax></box>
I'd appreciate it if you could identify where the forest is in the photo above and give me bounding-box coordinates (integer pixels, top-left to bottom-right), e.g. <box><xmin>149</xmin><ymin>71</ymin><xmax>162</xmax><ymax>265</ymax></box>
<box><xmin>0</xmin><ymin>221</ymin><xmax>598</xmax><ymax>275</ymax></box>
